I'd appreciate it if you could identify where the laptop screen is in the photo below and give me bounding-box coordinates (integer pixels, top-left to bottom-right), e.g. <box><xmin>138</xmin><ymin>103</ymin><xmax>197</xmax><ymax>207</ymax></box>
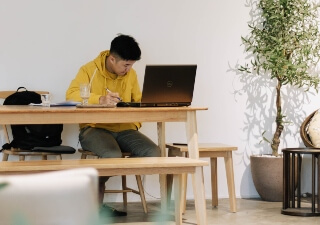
<box><xmin>141</xmin><ymin>65</ymin><xmax>197</xmax><ymax>106</ymax></box>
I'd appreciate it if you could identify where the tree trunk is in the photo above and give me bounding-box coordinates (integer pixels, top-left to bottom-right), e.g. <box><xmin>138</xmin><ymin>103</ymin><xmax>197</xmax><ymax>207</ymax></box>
<box><xmin>271</xmin><ymin>79</ymin><xmax>283</xmax><ymax>156</ymax></box>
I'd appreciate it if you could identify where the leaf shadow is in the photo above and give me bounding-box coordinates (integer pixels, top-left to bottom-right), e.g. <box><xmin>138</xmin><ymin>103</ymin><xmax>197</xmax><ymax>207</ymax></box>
<box><xmin>228</xmin><ymin>61</ymin><xmax>315</xmax><ymax>166</ymax></box>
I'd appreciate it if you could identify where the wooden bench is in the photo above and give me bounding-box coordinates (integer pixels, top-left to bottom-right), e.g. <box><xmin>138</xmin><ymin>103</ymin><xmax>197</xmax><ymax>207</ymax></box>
<box><xmin>166</xmin><ymin>143</ymin><xmax>237</xmax><ymax>212</ymax></box>
<box><xmin>0</xmin><ymin>157</ymin><xmax>208</xmax><ymax>225</ymax></box>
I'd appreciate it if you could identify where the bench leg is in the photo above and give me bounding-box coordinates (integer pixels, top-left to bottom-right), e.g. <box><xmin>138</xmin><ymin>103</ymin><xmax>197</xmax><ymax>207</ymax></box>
<box><xmin>121</xmin><ymin>176</ymin><xmax>128</xmax><ymax>210</ymax></box>
<box><xmin>224</xmin><ymin>152</ymin><xmax>237</xmax><ymax>212</ymax></box>
<box><xmin>135</xmin><ymin>175</ymin><xmax>148</xmax><ymax>213</ymax></box>
<box><xmin>157</xmin><ymin>122</ymin><xmax>168</xmax><ymax>213</ymax></box>
<box><xmin>173</xmin><ymin>174</ymin><xmax>182</xmax><ymax>225</ymax></box>
<box><xmin>160</xmin><ymin>174</ymin><xmax>168</xmax><ymax>213</ymax></box>
<box><xmin>192</xmin><ymin>166</ymin><xmax>207</xmax><ymax>225</ymax></box>
<box><xmin>167</xmin><ymin>149</ymin><xmax>187</xmax><ymax>211</ymax></box>
<box><xmin>166</xmin><ymin>174</ymin><xmax>173</xmax><ymax>207</ymax></box>
<box><xmin>181</xmin><ymin>173</ymin><xmax>187</xmax><ymax>213</ymax></box>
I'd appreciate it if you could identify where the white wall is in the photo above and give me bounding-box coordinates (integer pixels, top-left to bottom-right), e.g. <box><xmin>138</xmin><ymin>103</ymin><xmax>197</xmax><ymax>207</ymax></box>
<box><xmin>1</xmin><ymin>0</ymin><xmax>319</xmax><ymax>202</ymax></box>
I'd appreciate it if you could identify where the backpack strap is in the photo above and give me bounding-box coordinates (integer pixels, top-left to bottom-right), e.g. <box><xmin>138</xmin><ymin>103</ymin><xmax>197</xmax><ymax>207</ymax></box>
<box><xmin>16</xmin><ymin>87</ymin><xmax>28</xmax><ymax>92</ymax></box>
<box><xmin>1</xmin><ymin>143</ymin><xmax>11</xmax><ymax>151</ymax></box>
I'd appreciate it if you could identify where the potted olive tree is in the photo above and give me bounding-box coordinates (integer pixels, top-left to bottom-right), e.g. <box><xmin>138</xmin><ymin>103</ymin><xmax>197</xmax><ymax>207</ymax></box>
<box><xmin>239</xmin><ymin>0</ymin><xmax>320</xmax><ymax>201</ymax></box>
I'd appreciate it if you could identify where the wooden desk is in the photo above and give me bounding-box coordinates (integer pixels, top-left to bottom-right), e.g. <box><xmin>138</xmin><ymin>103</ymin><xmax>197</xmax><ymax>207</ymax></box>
<box><xmin>0</xmin><ymin>105</ymin><xmax>208</xmax><ymax>225</ymax></box>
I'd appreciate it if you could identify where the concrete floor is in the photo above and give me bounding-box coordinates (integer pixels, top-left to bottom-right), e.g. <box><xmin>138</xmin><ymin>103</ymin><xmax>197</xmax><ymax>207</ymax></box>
<box><xmin>101</xmin><ymin>198</ymin><xmax>320</xmax><ymax>224</ymax></box>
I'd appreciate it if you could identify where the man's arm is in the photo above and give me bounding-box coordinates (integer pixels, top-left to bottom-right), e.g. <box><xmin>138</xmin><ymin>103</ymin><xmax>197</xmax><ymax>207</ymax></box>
<box><xmin>66</xmin><ymin>67</ymin><xmax>101</xmax><ymax>104</ymax></box>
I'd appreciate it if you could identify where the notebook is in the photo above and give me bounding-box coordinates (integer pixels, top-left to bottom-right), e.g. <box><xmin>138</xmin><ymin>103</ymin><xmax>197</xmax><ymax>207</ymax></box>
<box><xmin>117</xmin><ymin>64</ymin><xmax>197</xmax><ymax>107</ymax></box>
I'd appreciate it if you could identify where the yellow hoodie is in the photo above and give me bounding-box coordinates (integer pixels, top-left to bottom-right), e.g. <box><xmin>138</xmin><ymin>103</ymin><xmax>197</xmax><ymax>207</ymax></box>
<box><xmin>66</xmin><ymin>50</ymin><xmax>142</xmax><ymax>132</ymax></box>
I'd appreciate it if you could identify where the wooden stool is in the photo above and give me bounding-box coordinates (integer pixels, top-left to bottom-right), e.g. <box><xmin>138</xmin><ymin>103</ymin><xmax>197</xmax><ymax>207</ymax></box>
<box><xmin>282</xmin><ymin>148</ymin><xmax>320</xmax><ymax>216</ymax></box>
<box><xmin>78</xmin><ymin>149</ymin><xmax>148</xmax><ymax>213</ymax></box>
<box><xmin>2</xmin><ymin>130</ymin><xmax>76</xmax><ymax>162</ymax></box>
<box><xmin>166</xmin><ymin>143</ymin><xmax>237</xmax><ymax>212</ymax></box>
<box><xmin>3</xmin><ymin>148</ymin><xmax>64</xmax><ymax>161</ymax></box>
<box><xmin>2</xmin><ymin>144</ymin><xmax>76</xmax><ymax>162</ymax></box>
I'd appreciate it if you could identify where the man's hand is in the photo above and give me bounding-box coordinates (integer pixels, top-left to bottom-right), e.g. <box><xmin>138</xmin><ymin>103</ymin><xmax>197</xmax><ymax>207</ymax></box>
<box><xmin>99</xmin><ymin>92</ymin><xmax>121</xmax><ymax>106</ymax></box>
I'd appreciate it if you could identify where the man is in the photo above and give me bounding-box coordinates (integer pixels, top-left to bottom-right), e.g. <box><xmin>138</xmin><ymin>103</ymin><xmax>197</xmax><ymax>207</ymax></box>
<box><xmin>66</xmin><ymin>34</ymin><xmax>161</xmax><ymax>217</ymax></box>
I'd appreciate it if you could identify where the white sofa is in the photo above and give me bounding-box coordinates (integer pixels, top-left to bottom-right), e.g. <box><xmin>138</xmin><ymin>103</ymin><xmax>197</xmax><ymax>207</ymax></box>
<box><xmin>0</xmin><ymin>168</ymin><xmax>99</xmax><ymax>225</ymax></box>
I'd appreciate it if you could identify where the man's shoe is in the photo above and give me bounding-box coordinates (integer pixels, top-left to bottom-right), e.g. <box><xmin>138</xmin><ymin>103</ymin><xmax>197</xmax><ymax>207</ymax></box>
<box><xmin>99</xmin><ymin>204</ymin><xmax>127</xmax><ymax>217</ymax></box>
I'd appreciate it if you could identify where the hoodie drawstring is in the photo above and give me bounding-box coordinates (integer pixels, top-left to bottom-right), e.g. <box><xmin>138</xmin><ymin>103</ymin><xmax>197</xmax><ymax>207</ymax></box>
<box><xmin>89</xmin><ymin>68</ymin><xmax>97</xmax><ymax>90</ymax></box>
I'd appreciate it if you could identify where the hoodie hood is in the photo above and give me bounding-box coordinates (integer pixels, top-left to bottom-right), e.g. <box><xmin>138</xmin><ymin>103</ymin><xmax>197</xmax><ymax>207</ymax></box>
<box><xmin>93</xmin><ymin>50</ymin><xmax>116</xmax><ymax>80</ymax></box>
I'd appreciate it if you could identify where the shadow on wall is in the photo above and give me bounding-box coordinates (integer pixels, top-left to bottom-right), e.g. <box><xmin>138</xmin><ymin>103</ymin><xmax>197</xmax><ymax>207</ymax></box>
<box><xmin>226</xmin><ymin>0</ymin><xmax>317</xmax><ymax>162</ymax></box>
<box><xmin>240</xmin><ymin>162</ymin><xmax>259</xmax><ymax>198</ymax></box>
<box><xmin>232</xmin><ymin>65</ymin><xmax>312</xmax><ymax>155</ymax></box>
<box><xmin>230</xmin><ymin>65</ymin><xmax>314</xmax><ymax>198</ymax></box>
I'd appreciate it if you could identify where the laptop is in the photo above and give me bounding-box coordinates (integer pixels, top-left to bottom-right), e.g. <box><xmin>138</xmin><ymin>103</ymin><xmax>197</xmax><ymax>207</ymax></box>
<box><xmin>117</xmin><ymin>65</ymin><xmax>197</xmax><ymax>107</ymax></box>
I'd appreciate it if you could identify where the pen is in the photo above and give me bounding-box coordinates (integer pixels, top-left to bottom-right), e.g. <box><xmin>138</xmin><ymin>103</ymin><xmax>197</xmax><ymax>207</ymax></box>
<box><xmin>106</xmin><ymin>88</ymin><xmax>122</xmax><ymax>101</ymax></box>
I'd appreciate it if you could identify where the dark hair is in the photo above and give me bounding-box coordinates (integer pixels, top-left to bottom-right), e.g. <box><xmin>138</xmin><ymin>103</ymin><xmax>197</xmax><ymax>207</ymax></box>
<box><xmin>110</xmin><ymin>34</ymin><xmax>141</xmax><ymax>61</ymax></box>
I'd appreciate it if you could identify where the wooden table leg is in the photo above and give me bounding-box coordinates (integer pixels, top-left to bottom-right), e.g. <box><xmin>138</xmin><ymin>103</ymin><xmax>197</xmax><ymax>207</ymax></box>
<box><xmin>211</xmin><ymin>157</ymin><xmax>218</xmax><ymax>207</ymax></box>
<box><xmin>186</xmin><ymin>111</ymin><xmax>207</xmax><ymax>225</ymax></box>
<box><xmin>185</xmin><ymin>111</ymin><xmax>199</xmax><ymax>159</ymax></box>
<box><xmin>157</xmin><ymin>122</ymin><xmax>168</xmax><ymax>213</ymax></box>
<box><xmin>174</xmin><ymin>174</ymin><xmax>182</xmax><ymax>225</ymax></box>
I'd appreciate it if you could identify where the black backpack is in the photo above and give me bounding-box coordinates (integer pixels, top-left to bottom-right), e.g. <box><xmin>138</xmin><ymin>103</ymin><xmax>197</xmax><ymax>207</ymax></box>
<box><xmin>2</xmin><ymin>87</ymin><xmax>63</xmax><ymax>150</ymax></box>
